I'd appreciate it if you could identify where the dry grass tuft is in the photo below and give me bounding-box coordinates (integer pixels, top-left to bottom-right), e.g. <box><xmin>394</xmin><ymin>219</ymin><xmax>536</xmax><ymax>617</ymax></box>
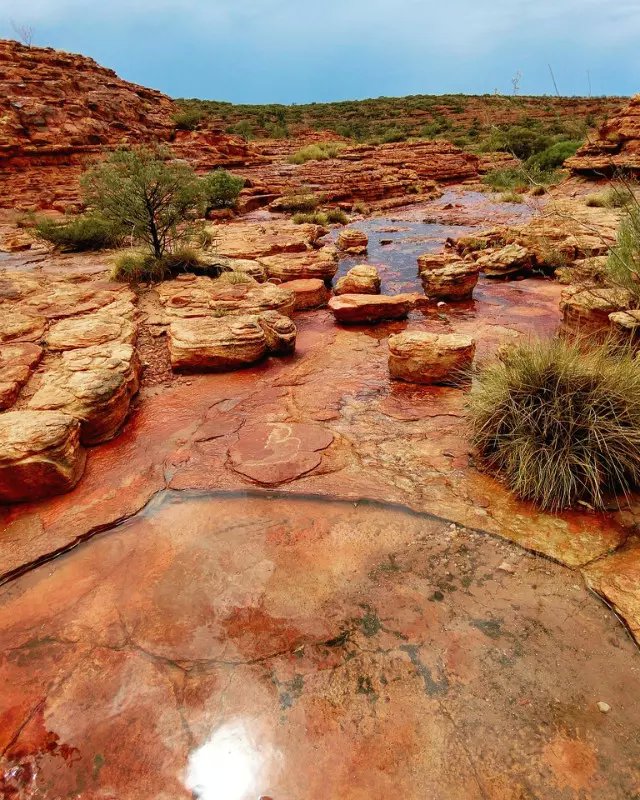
<box><xmin>469</xmin><ymin>337</ymin><xmax>640</xmax><ymax>510</ymax></box>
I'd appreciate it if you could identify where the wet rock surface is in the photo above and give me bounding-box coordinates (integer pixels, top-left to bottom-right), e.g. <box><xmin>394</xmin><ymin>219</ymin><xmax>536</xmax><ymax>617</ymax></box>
<box><xmin>0</xmin><ymin>492</ymin><xmax>639</xmax><ymax>799</ymax></box>
<box><xmin>1</xmin><ymin>190</ymin><xmax>640</xmax><ymax>799</ymax></box>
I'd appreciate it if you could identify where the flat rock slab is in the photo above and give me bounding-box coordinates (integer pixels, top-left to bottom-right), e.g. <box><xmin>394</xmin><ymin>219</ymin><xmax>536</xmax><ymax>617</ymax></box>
<box><xmin>329</xmin><ymin>292</ymin><xmax>428</xmax><ymax>324</ymax></box>
<box><xmin>46</xmin><ymin>312</ymin><xmax>137</xmax><ymax>350</ymax></box>
<box><xmin>1</xmin><ymin>492</ymin><xmax>639</xmax><ymax>799</ymax></box>
<box><xmin>0</xmin><ymin>310</ymin><xmax>46</xmax><ymax>343</ymax></box>
<box><xmin>0</xmin><ymin>410</ymin><xmax>85</xmax><ymax>502</ymax></box>
<box><xmin>212</xmin><ymin>221</ymin><xmax>326</xmax><ymax>259</ymax></box>
<box><xmin>158</xmin><ymin>274</ymin><xmax>296</xmax><ymax>319</ymax></box>
<box><xmin>229</xmin><ymin>422</ymin><xmax>334</xmax><ymax>484</ymax></box>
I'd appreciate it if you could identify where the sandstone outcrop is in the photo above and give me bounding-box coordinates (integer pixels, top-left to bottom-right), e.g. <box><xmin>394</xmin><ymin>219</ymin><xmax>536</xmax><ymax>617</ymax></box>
<box><xmin>560</xmin><ymin>286</ymin><xmax>634</xmax><ymax>337</ymax></box>
<box><xmin>335</xmin><ymin>265</ymin><xmax>381</xmax><ymax>295</ymax></box>
<box><xmin>168</xmin><ymin>312</ymin><xmax>296</xmax><ymax>371</ymax></box>
<box><xmin>337</xmin><ymin>229</ymin><xmax>368</xmax><ymax>255</ymax></box>
<box><xmin>46</xmin><ymin>312</ymin><xmax>137</xmax><ymax>350</ymax></box>
<box><xmin>567</xmin><ymin>95</ymin><xmax>640</xmax><ymax>175</ymax></box>
<box><xmin>28</xmin><ymin>342</ymin><xmax>142</xmax><ymax>444</ymax></box>
<box><xmin>329</xmin><ymin>293</ymin><xmax>428</xmax><ymax>324</ymax></box>
<box><xmin>388</xmin><ymin>331</ymin><xmax>476</xmax><ymax>385</ymax></box>
<box><xmin>212</xmin><ymin>222</ymin><xmax>327</xmax><ymax>260</ymax></box>
<box><xmin>417</xmin><ymin>254</ymin><xmax>479</xmax><ymax>300</ymax></box>
<box><xmin>0</xmin><ymin>342</ymin><xmax>43</xmax><ymax>409</ymax></box>
<box><xmin>609</xmin><ymin>309</ymin><xmax>640</xmax><ymax>344</ymax></box>
<box><xmin>0</xmin><ymin>40</ymin><xmax>258</xmax><ymax>210</ymax></box>
<box><xmin>157</xmin><ymin>274</ymin><xmax>296</xmax><ymax>319</ymax></box>
<box><xmin>474</xmin><ymin>243</ymin><xmax>534</xmax><ymax>279</ymax></box>
<box><xmin>0</xmin><ymin>410</ymin><xmax>86</xmax><ymax>502</ymax></box>
<box><xmin>279</xmin><ymin>279</ymin><xmax>330</xmax><ymax>310</ymax></box>
<box><xmin>258</xmin><ymin>247</ymin><xmax>339</xmax><ymax>282</ymax></box>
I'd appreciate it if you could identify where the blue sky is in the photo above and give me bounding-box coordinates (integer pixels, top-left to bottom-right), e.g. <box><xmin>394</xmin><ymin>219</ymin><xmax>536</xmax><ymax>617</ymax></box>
<box><xmin>1</xmin><ymin>0</ymin><xmax>638</xmax><ymax>103</ymax></box>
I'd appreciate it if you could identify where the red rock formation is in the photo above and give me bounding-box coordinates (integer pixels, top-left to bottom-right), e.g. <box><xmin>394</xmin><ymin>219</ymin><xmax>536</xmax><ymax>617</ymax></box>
<box><xmin>567</xmin><ymin>95</ymin><xmax>640</xmax><ymax>174</ymax></box>
<box><xmin>0</xmin><ymin>39</ymin><xmax>258</xmax><ymax>210</ymax></box>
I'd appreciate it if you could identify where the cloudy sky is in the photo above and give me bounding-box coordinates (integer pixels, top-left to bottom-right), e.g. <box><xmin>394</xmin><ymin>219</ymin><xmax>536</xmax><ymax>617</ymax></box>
<box><xmin>1</xmin><ymin>0</ymin><xmax>638</xmax><ymax>102</ymax></box>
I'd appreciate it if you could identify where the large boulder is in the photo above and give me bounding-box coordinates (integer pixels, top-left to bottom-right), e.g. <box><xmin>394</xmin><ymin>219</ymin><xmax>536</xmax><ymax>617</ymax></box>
<box><xmin>28</xmin><ymin>343</ymin><xmax>141</xmax><ymax>445</ymax></box>
<box><xmin>279</xmin><ymin>279</ymin><xmax>330</xmax><ymax>310</ymax></box>
<box><xmin>335</xmin><ymin>265</ymin><xmax>381</xmax><ymax>295</ymax></box>
<box><xmin>417</xmin><ymin>254</ymin><xmax>479</xmax><ymax>301</ymax></box>
<box><xmin>329</xmin><ymin>293</ymin><xmax>427</xmax><ymax>324</ymax></box>
<box><xmin>0</xmin><ymin>410</ymin><xmax>86</xmax><ymax>503</ymax></box>
<box><xmin>388</xmin><ymin>331</ymin><xmax>476</xmax><ymax>385</ymax></box>
<box><xmin>609</xmin><ymin>309</ymin><xmax>640</xmax><ymax>345</ymax></box>
<box><xmin>474</xmin><ymin>243</ymin><xmax>534</xmax><ymax>279</ymax></box>
<box><xmin>169</xmin><ymin>312</ymin><xmax>296</xmax><ymax>372</ymax></box>
<box><xmin>337</xmin><ymin>229</ymin><xmax>368</xmax><ymax>254</ymax></box>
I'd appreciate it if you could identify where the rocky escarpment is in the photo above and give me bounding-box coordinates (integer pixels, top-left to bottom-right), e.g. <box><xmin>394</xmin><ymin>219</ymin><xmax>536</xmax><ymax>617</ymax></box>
<box><xmin>567</xmin><ymin>94</ymin><xmax>640</xmax><ymax>174</ymax></box>
<box><xmin>0</xmin><ymin>39</ymin><xmax>258</xmax><ymax>210</ymax></box>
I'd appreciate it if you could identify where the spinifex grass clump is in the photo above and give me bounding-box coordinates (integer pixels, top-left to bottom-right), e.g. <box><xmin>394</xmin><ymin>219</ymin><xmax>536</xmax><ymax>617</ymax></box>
<box><xmin>469</xmin><ymin>338</ymin><xmax>640</xmax><ymax>510</ymax></box>
<box><xmin>605</xmin><ymin>199</ymin><xmax>640</xmax><ymax>300</ymax></box>
<box><xmin>34</xmin><ymin>214</ymin><xmax>123</xmax><ymax>252</ymax></box>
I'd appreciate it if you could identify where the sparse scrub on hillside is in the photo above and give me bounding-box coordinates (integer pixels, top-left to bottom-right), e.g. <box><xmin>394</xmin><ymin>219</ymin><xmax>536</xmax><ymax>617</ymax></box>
<box><xmin>82</xmin><ymin>147</ymin><xmax>202</xmax><ymax>261</ymax></box>
<box><xmin>172</xmin><ymin>107</ymin><xmax>206</xmax><ymax>131</ymax></box>
<box><xmin>33</xmin><ymin>214</ymin><xmax>124</xmax><ymax>252</ymax></box>
<box><xmin>287</xmin><ymin>142</ymin><xmax>344</xmax><ymax>164</ymax></box>
<box><xmin>469</xmin><ymin>337</ymin><xmax>640</xmax><ymax>510</ymax></box>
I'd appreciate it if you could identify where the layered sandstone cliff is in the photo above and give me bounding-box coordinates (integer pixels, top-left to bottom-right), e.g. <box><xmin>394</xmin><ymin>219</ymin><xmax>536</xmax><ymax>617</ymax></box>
<box><xmin>567</xmin><ymin>95</ymin><xmax>640</xmax><ymax>174</ymax></box>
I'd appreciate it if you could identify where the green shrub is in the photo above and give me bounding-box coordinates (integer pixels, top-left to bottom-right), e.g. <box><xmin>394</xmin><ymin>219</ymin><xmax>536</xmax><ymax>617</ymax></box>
<box><xmin>526</xmin><ymin>140</ymin><xmax>581</xmax><ymax>171</ymax></box>
<box><xmin>33</xmin><ymin>214</ymin><xmax>123</xmax><ymax>252</ymax></box>
<box><xmin>606</xmin><ymin>202</ymin><xmax>640</xmax><ymax>299</ymax></box>
<box><xmin>292</xmin><ymin>209</ymin><xmax>349</xmax><ymax>225</ymax></box>
<box><xmin>469</xmin><ymin>337</ymin><xmax>640</xmax><ymax>510</ymax></box>
<box><xmin>482</xmin><ymin>167</ymin><xmax>529</xmax><ymax>192</ymax></box>
<box><xmin>278</xmin><ymin>190</ymin><xmax>321</xmax><ymax>213</ymax></box>
<box><xmin>200</xmin><ymin>170</ymin><xmax>245</xmax><ymax>213</ymax></box>
<box><xmin>287</xmin><ymin>142</ymin><xmax>344</xmax><ymax>164</ymax></box>
<box><xmin>82</xmin><ymin>147</ymin><xmax>201</xmax><ymax>259</ymax></box>
<box><xmin>111</xmin><ymin>246</ymin><xmax>202</xmax><ymax>283</ymax></box>
<box><xmin>172</xmin><ymin>107</ymin><xmax>206</xmax><ymax>131</ymax></box>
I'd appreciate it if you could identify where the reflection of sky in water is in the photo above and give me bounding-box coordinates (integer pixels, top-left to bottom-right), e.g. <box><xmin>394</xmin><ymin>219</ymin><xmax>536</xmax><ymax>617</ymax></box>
<box><xmin>185</xmin><ymin>720</ymin><xmax>281</xmax><ymax>800</ymax></box>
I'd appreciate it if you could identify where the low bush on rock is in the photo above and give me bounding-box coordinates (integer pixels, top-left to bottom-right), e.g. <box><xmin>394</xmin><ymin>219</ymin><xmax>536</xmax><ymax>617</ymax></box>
<box><xmin>278</xmin><ymin>190</ymin><xmax>321</xmax><ymax>213</ymax></box>
<box><xmin>201</xmin><ymin>169</ymin><xmax>245</xmax><ymax>213</ymax></box>
<box><xmin>172</xmin><ymin>106</ymin><xmax>206</xmax><ymax>131</ymax></box>
<box><xmin>34</xmin><ymin>214</ymin><xmax>124</xmax><ymax>251</ymax></box>
<box><xmin>292</xmin><ymin>209</ymin><xmax>349</xmax><ymax>225</ymax></box>
<box><xmin>288</xmin><ymin>142</ymin><xmax>344</xmax><ymax>164</ymax></box>
<box><xmin>112</xmin><ymin>246</ymin><xmax>203</xmax><ymax>283</ymax></box>
<box><xmin>586</xmin><ymin>185</ymin><xmax>635</xmax><ymax>209</ymax></box>
<box><xmin>469</xmin><ymin>337</ymin><xmax>640</xmax><ymax>510</ymax></box>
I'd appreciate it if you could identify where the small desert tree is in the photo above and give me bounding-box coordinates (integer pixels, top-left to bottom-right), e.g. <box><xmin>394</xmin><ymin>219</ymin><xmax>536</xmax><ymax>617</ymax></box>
<box><xmin>81</xmin><ymin>147</ymin><xmax>201</xmax><ymax>259</ymax></box>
